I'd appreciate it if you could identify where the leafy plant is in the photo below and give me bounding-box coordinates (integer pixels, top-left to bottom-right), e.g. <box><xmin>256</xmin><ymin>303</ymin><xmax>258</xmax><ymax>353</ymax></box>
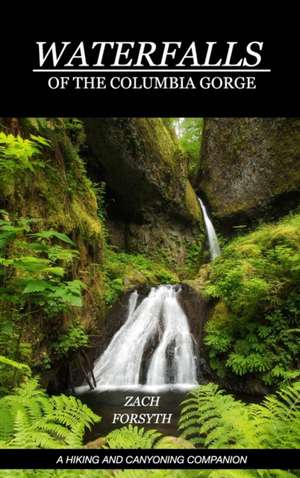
<box><xmin>204</xmin><ymin>213</ymin><xmax>300</xmax><ymax>386</ymax></box>
<box><xmin>0</xmin><ymin>212</ymin><xmax>86</xmax><ymax>388</ymax></box>
<box><xmin>165</xmin><ymin>118</ymin><xmax>203</xmax><ymax>180</ymax></box>
<box><xmin>105</xmin><ymin>425</ymin><xmax>163</xmax><ymax>449</ymax></box>
<box><xmin>53</xmin><ymin>323</ymin><xmax>88</xmax><ymax>355</ymax></box>
<box><xmin>0</xmin><ymin>378</ymin><xmax>100</xmax><ymax>448</ymax></box>
<box><xmin>0</xmin><ymin>132</ymin><xmax>50</xmax><ymax>173</ymax></box>
<box><xmin>178</xmin><ymin>381</ymin><xmax>300</xmax><ymax>449</ymax></box>
<box><xmin>0</xmin><ymin>213</ymin><xmax>84</xmax><ymax>313</ymax></box>
<box><xmin>0</xmin><ymin>470</ymin><xmax>298</xmax><ymax>478</ymax></box>
<box><xmin>0</xmin><ymin>356</ymin><xmax>31</xmax><ymax>396</ymax></box>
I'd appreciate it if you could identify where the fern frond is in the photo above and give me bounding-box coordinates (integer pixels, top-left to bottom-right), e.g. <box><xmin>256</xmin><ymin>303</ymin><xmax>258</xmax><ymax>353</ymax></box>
<box><xmin>250</xmin><ymin>381</ymin><xmax>300</xmax><ymax>448</ymax></box>
<box><xmin>179</xmin><ymin>383</ymin><xmax>260</xmax><ymax>448</ymax></box>
<box><xmin>0</xmin><ymin>378</ymin><xmax>100</xmax><ymax>448</ymax></box>
<box><xmin>179</xmin><ymin>382</ymin><xmax>300</xmax><ymax>450</ymax></box>
<box><xmin>105</xmin><ymin>425</ymin><xmax>162</xmax><ymax>449</ymax></box>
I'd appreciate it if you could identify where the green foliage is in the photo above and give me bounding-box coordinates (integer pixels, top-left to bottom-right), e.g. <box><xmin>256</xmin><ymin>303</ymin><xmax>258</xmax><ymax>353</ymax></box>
<box><xmin>25</xmin><ymin>118</ymin><xmax>85</xmax><ymax>150</ymax></box>
<box><xmin>195</xmin><ymin>472</ymin><xmax>299</xmax><ymax>478</ymax></box>
<box><xmin>0</xmin><ymin>378</ymin><xmax>100</xmax><ymax>448</ymax></box>
<box><xmin>204</xmin><ymin>213</ymin><xmax>300</xmax><ymax>385</ymax></box>
<box><xmin>0</xmin><ymin>356</ymin><xmax>31</xmax><ymax>396</ymax></box>
<box><xmin>62</xmin><ymin>118</ymin><xmax>85</xmax><ymax>149</ymax></box>
<box><xmin>92</xmin><ymin>181</ymin><xmax>108</xmax><ymax>239</ymax></box>
<box><xmin>0</xmin><ymin>472</ymin><xmax>114</xmax><ymax>478</ymax></box>
<box><xmin>0</xmin><ymin>213</ymin><xmax>85</xmax><ymax>313</ymax></box>
<box><xmin>105</xmin><ymin>425</ymin><xmax>163</xmax><ymax>449</ymax></box>
<box><xmin>185</xmin><ymin>242</ymin><xmax>203</xmax><ymax>275</ymax></box>
<box><xmin>179</xmin><ymin>381</ymin><xmax>300</xmax><ymax>449</ymax></box>
<box><xmin>249</xmin><ymin>381</ymin><xmax>300</xmax><ymax>448</ymax></box>
<box><xmin>0</xmin><ymin>470</ymin><xmax>297</xmax><ymax>478</ymax></box>
<box><xmin>177</xmin><ymin>118</ymin><xmax>204</xmax><ymax>178</ymax></box>
<box><xmin>0</xmin><ymin>212</ymin><xmax>86</xmax><ymax>388</ymax></box>
<box><xmin>53</xmin><ymin>323</ymin><xmax>88</xmax><ymax>355</ymax></box>
<box><xmin>0</xmin><ymin>382</ymin><xmax>299</xmax><ymax>477</ymax></box>
<box><xmin>0</xmin><ymin>132</ymin><xmax>50</xmax><ymax>174</ymax></box>
<box><xmin>166</xmin><ymin>118</ymin><xmax>203</xmax><ymax>179</ymax></box>
<box><xmin>103</xmin><ymin>248</ymin><xmax>178</xmax><ymax>305</ymax></box>
<box><xmin>179</xmin><ymin>383</ymin><xmax>258</xmax><ymax>448</ymax></box>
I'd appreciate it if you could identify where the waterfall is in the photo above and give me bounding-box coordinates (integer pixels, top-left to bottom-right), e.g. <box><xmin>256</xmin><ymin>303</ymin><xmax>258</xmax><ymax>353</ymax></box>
<box><xmin>199</xmin><ymin>198</ymin><xmax>221</xmax><ymax>260</ymax></box>
<box><xmin>92</xmin><ymin>285</ymin><xmax>198</xmax><ymax>390</ymax></box>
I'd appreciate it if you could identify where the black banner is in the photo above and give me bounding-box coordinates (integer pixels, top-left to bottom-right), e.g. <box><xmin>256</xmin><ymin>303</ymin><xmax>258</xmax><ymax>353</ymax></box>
<box><xmin>0</xmin><ymin>449</ymin><xmax>299</xmax><ymax>469</ymax></box>
<box><xmin>0</xmin><ymin>37</ymin><xmax>298</xmax><ymax>116</ymax></box>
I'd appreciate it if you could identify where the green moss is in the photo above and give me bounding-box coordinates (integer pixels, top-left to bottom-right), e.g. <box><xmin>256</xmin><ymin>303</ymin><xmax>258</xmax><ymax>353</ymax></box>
<box><xmin>185</xmin><ymin>182</ymin><xmax>201</xmax><ymax>221</ymax></box>
<box><xmin>199</xmin><ymin>118</ymin><xmax>300</xmax><ymax>222</ymax></box>
<box><xmin>204</xmin><ymin>212</ymin><xmax>300</xmax><ymax>386</ymax></box>
<box><xmin>139</xmin><ymin>118</ymin><xmax>179</xmax><ymax>168</ymax></box>
<box><xmin>103</xmin><ymin>248</ymin><xmax>179</xmax><ymax>305</ymax></box>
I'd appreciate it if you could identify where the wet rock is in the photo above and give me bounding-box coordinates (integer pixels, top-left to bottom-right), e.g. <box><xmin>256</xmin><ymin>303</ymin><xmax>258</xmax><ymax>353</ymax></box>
<box><xmin>198</xmin><ymin>118</ymin><xmax>300</xmax><ymax>232</ymax></box>
<box><xmin>158</xmin><ymin>436</ymin><xmax>195</xmax><ymax>448</ymax></box>
<box><xmin>85</xmin><ymin>437</ymin><xmax>106</xmax><ymax>448</ymax></box>
<box><xmin>83</xmin><ymin>118</ymin><xmax>205</xmax><ymax>269</ymax></box>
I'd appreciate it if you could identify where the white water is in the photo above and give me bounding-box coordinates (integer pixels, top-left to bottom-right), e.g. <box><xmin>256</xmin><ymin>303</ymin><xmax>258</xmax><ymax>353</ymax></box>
<box><xmin>91</xmin><ymin>285</ymin><xmax>198</xmax><ymax>390</ymax></box>
<box><xmin>199</xmin><ymin>198</ymin><xmax>221</xmax><ymax>260</ymax></box>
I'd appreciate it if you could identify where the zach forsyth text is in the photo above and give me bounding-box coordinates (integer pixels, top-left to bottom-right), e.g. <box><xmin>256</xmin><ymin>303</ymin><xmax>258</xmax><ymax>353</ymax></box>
<box><xmin>112</xmin><ymin>394</ymin><xmax>173</xmax><ymax>425</ymax></box>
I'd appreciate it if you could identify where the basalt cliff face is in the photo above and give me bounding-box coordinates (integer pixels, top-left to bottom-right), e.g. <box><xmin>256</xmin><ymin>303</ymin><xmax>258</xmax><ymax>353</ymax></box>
<box><xmin>197</xmin><ymin>118</ymin><xmax>300</xmax><ymax>230</ymax></box>
<box><xmin>83</xmin><ymin>118</ymin><xmax>204</xmax><ymax>272</ymax></box>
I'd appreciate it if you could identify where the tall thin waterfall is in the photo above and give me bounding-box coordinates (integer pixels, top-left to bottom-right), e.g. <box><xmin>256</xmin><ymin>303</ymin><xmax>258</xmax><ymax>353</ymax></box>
<box><xmin>92</xmin><ymin>285</ymin><xmax>198</xmax><ymax>390</ymax></box>
<box><xmin>199</xmin><ymin>198</ymin><xmax>221</xmax><ymax>260</ymax></box>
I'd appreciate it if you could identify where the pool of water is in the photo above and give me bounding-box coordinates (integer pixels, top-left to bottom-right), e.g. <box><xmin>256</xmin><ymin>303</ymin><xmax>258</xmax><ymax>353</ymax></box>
<box><xmin>76</xmin><ymin>386</ymin><xmax>191</xmax><ymax>441</ymax></box>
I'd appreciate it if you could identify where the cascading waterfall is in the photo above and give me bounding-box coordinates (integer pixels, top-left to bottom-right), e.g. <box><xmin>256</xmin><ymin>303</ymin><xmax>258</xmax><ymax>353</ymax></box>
<box><xmin>92</xmin><ymin>285</ymin><xmax>198</xmax><ymax>390</ymax></box>
<box><xmin>82</xmin><ymin>199</ymin><xmax>220</xmax><ymax>392</ymax></box>
<box><xmin>198</xmin><ymin>198</ymin><xmax>221</xmax><ymax>260</ymax></box>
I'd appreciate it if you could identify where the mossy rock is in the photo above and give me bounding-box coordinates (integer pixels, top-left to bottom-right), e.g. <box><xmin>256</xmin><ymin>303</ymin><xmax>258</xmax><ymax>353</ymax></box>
<box><xmin>83</xmin><ymin>117</ymin><xmax>200</xmax><ymax>220</ymax></box>
<box><xmin>83</xmin><ymin>118</ymin><xmax>204</xmax><ymax>272</ymax></box>
<box><xmin>198</xmin><ymin>118</ymin><xmax>300</xmax><ymax>230</ymax></box>
<box><xmin>158</xmin><ymin>436</ymin><xmax>195</xmax><ymax>449</ymax></box>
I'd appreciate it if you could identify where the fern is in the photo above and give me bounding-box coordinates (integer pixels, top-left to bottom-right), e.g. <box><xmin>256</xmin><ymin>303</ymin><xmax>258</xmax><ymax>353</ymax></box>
<box><xmin>0</xmin><ymin>132</ymin><xmax>50</xmax><ymax>173</ymax></box>
<box><xmin>0</xmin><ymin>470</ymin><xmax>297</xmax><ymax>478</ymax></box>
<box><xmin>197</xmin><ymin>472</ymin><xmax>298</xmax><ymax>478</ymax></box>
<box><xmin>105</xmin><ymin>424</ymin><xmax>163</xmax><ymax>449</ymax></box>
<box><xmin>0</xmin><ymin>356</ymin><xmax>31</xmax><ymax>395</ymax></box>
<box><xmin>109</xmin><ymin>471</ymin><xmax>199</xmax><ymax>478</ymax></box>
<box><xmin>179</xmin><ymin>382</ymin><xmax>300</xmax><ymax>449</ymax></box>
<box><xmin>0</xmin><ymin>471</ymin><xmax>111</xmax><ymax>478</ymax></box>
<box><xmin>0</xmin><ymin>378</ymin><xmax>100</xmax><ymax>448</ymax></box>
<box><xmin>178</xmin><ymin>383</ymin><xmax>259</xmax><ymax>448</ymax></box>
<box><xmin>0</xmin><ymin>356</ymin><xmax>31</xmax><ymax>374</ymax></box>
<box><xmin>248</xmin><ymin>381</ymin><xmax>300</xmax><ymax>448</ymax></box>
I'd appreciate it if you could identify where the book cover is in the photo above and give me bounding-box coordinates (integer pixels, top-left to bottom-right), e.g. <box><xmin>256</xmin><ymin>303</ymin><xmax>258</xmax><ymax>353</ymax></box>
<box><xmin>0</xmin><ymin>37</ymin><xmax>299</xmax><ymax>477</ymax></box>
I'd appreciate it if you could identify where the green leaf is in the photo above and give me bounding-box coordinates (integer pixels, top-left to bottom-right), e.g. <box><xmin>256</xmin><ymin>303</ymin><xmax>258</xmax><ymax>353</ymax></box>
<box><xmin>31</xmin><ymin>230</ymin><xmax>75</xmax><ymax>246</ymax></box>
<box><xmin>0</xmin><ymin>356</ymin><xmax>31</xmax><ymax>373</ymax></box>
<box><xmin>29</xmin><ymin>134</ymin><xmax>51</xmax><ymax>148</ymax></box>
<box><xmin>23</xmin><ymin>280</ymin><xmax>50</xmax><ymax>294</ymax></box>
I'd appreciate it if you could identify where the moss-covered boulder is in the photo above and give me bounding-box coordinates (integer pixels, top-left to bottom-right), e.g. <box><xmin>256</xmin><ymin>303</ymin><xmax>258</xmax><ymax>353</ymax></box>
<box><xmin>83</xmin><ymin>118</ymin><xmax>204</xmax><ymax>273</ymax></box>
<box><xmin>198</xmin><ymin>118</ymin><xmax>300</xmax><ymax>230</ymax></box>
